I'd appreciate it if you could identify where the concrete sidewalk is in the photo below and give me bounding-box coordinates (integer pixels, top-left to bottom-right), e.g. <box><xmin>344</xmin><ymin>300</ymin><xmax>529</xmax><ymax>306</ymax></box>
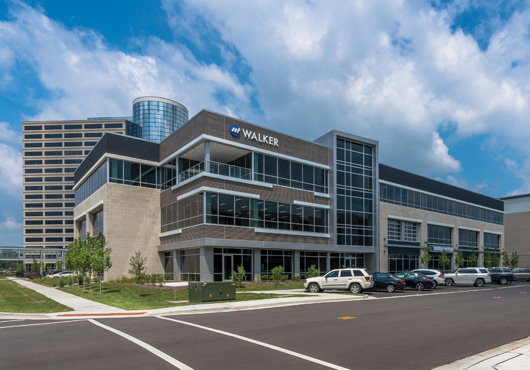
<box><xmin>434</xmin><ymin>336</ymin><xmax>530</xmax><ymax>370</ymax></box>
<box><xmin>7</xmin><ymin>277</ymin><xmax>126</xmax><ymax>314</ymax></box>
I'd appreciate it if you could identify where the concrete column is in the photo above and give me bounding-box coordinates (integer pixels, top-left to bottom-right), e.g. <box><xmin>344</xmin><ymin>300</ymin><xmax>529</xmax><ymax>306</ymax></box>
<box><xmin>326</xmin><ymin>252</ymin><xmax>331</xmax><ymax>272</ymax></box>
<box><xmin>294</xmin><ymin>250</ymin><xmax>300</xmax><ymax>278</ymax></box>
<box><xmin>204</xmin><ymin>141</ymin><xmax>210</xmax><ymax>173</ymax></box>
<box><xmin>253</xmin><ymin>249</ymin><xmax>261</xmax><ymax>281</ymax></box>
<box><xmin>200</xmin><ymin>246</ymin><xmax>214</xmax><ymax>282</ymax></box>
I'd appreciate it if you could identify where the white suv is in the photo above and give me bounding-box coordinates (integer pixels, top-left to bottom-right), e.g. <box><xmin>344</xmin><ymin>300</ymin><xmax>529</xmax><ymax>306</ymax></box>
<box><xmin>412</xmin><ymin>269</ymin><xmax>445</xmax><ymax>288</ymax></box>
<box><xmin>304</xmin><ymin>268</ymin><xmax>374</xmax><ymax>294</ymax></box>
<box><xmin>444</xmin><ymin>268</ymin><xmax>491</xmax><ymax>287</ymax></box>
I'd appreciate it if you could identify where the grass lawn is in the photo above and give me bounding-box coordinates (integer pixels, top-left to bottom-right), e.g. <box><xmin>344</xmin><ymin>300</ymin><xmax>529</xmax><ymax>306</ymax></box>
<box><xmin>60</xmin><ymin>283</ymin><xmax>308</xmax><ymax>310</ymax></box>
<box><xmin>237</xmin><ymin>282</ymin><xmax>306</xmax><ymax>291</ymax></box>
<box><xmin>0</xmin><ymin>280</ymin><xmax>71</xmax><ymax>313</ymax></box>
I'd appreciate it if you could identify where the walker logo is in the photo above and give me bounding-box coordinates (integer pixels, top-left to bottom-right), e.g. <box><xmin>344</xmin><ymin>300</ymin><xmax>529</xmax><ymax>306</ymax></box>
<box><xmin>229</xmin><ymin>125</ymin><xmax>279</xmax><ymax>147</ymax></box>
<box><xmin>230</xmin><ymin>125</ymin><xmax>241</xmax><ymax>137</ymax></box>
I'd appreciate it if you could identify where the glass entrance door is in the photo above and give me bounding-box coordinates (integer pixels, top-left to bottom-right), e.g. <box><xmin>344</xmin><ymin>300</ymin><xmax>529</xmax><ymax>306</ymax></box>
<box><xmin>223</xmin><ymin>255</ymin><xmax>233</xmax><ymax>280</ymax></box>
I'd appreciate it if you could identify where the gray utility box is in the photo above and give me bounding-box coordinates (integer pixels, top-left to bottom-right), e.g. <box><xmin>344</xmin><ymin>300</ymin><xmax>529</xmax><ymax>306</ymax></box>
<box><xmin>188</xmin><ymin>282</ymin><xmax>237</xmax><ymax>303</ymax></box>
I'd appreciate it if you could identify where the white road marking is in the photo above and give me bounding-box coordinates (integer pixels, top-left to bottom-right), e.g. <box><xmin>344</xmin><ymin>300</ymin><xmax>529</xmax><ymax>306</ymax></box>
<box><xmin>88</xmin><ymin>319</ymin><xmax>194</xmax><ymax>370</ymax></box>
<box><xmin>157</xmin><ymin>316</ymin><xmax>350</xmax><ymax>370</ymax></box>
<box><xmin>0</xmin><ymin>320</ymin><xmax>80</xmax><ymax>329</ymax></box>
<box><xmin>368</xmin><ymin>285</ymin><xmax>522</xmax><ymax>300</ymax></box>
<box><xmin>0</xmin><ymin>319</ymin><xmax>25</xmax><ymax>324</ymax></box>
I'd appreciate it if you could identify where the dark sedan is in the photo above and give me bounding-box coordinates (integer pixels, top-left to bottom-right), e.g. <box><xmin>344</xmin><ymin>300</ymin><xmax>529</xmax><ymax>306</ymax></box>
<box><xmin>370</xmin><ymin>273</ymin><xmax>406</xmax><ymax>293</ymax></box>
<box><xmin>394</xmin><ymin>271</ymin><xmax>435</xmax><ymax>291</ymax></box>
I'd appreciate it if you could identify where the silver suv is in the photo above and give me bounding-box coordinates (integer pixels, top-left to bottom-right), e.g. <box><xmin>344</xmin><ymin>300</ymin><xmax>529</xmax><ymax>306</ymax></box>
<box><xmin>444</xmin><ymin>268</ymin><xmax>491</xmax><ymax>287</ymax></box>
<box><xmin>304</xmin><ymin>268</ymin><xmax>374</xmax><ymax>294</ymax></box>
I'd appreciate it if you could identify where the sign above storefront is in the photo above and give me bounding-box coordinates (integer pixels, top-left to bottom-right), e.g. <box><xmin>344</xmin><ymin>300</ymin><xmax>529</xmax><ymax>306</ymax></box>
<box><xmin>430</xmin><ymin>246</ymin><xmax>454</xmax><ymax>253</ymax></box>
<box><xmin>230</xmin><ymin>125</ymin><xmax>279</xmax><ymax>147</ymax></box>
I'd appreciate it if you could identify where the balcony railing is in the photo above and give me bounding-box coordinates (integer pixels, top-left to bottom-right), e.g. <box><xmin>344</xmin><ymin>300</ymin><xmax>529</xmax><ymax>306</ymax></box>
<box><xmin>178</xmin><ymin>161</ymin><xmax>252</xmax><ymax>183</ymax></box>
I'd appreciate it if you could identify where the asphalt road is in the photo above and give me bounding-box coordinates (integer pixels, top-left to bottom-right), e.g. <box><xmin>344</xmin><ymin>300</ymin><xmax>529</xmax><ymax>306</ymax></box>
<box><xmin>1</xmin><ymin>282</ymin><xmax>529</xmax><ymax>370</ymax></box>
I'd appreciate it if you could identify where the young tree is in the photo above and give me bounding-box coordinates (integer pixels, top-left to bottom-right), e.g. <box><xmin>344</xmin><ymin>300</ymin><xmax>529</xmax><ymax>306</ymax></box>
<box><xmin>420</xmin><ymin>243</ymin><xmax>432</xmax><ymax>268</ymax></box>
<box><xmin>483</xmin><ymin>249</ymin><xmax>492</xmax><ymax>268</ymax></box>
<box><xmin>439</xmin><ymin>250</ymin><xmax>451</xmax><ymax>272</ymax></box>
<box><xmin>32</xmin><ymin>258</ymin><xmax>40</xmax><ymax>275</ymax></box>
<box><xmin>502</xmin><ymin>250</ymin><xmax>510</xmax><ymax>267</ymax></box>
<box><xmin>92</xmin><ymin>233</ymin><xmax>112</xmax><ymax>294</ymax></box>
<box><xmin>510</xmin><ymin>251</ymin><xmax>519</xmax><ymax>269</ymax></box>
<box><xmin>271</xmin><ymin>265</ymin><xmax>284</xmax><ymax>286</ymax></box>
<box><xmin>455</xmin><ymin>249</ymin><xmax>465</xmax><ymax>269</ymax></box>
<box><xmin>468</xmin><ymin>247</ymin><xmax>478</xmax><ymax>267</ymax></box>
<box><xmin>491</xmin><ymin>248</ymin><xmax>500</xmax><ymax>267</ymax></box>
<box><xmin>65</xmin><ymin>237</ymin><xmax>82</xmax><ymax>287</ymax></box>
<box><xmin>231</xmin><ymin>265</ymin><xmax>246</xmax><ymax>288</ymax></box>
<box><xmin>129</xmin><ymin>250</ymin><xmax>147</xmax><ymax>295</ymax></box>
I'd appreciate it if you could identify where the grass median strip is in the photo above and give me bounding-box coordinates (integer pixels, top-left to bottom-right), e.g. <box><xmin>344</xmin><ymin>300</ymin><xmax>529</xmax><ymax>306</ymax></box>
<box><xmin>60</xmin><ymin>283</ymin><xmax>308</xmax><ymax>310</ymax></box>
<box><xmin>0</xmin><ymin>280</ymin><xmax>71</xmax><ymax>313</ymax></box>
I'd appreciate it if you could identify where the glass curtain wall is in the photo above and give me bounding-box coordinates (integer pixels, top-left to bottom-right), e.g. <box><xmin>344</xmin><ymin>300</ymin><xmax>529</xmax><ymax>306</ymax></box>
<box><xmin>336</xmin><ymin>138</ymin><xmax>374</xmax><ymax>247</ymax></box>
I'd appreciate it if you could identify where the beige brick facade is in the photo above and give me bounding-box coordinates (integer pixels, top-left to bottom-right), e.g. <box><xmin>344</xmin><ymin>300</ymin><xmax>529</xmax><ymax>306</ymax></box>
<box><xmin>74</xmin><ymin>182</ymin><xmax>163</xmax><ymax>280</ymax></box>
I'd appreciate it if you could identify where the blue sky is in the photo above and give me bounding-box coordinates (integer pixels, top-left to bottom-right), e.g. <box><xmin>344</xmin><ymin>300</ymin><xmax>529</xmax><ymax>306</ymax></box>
<box><xmin>1</xmin><ymin>0</ymin><xmax>530</xmax><ymax>245</ymax></box>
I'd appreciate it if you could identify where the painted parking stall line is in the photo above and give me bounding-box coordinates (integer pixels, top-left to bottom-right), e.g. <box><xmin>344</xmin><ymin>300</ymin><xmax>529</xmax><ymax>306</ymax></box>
<box><xmin>156</xmin><ymin>315</ymin><xmax>350</xmax><ymax>370</ymax></box>
<box><xmin>89</xmin><ymin>319</ymin><xmax>194</xmax><ymax>370</ymax></box>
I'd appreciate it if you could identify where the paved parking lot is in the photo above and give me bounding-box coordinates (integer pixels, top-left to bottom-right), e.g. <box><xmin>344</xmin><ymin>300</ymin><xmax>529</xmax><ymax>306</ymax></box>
<box><xmin>1</xmin><ymin>282</ymin><xmax>529</xmax><ymax>370</ymax></box>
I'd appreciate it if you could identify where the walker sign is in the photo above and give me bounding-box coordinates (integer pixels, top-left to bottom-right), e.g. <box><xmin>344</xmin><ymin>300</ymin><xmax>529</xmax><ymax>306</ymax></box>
<box><xmin>230</xmin><ymin>125</ymin><xmax>279</xmax><ymax>147</ymax></box>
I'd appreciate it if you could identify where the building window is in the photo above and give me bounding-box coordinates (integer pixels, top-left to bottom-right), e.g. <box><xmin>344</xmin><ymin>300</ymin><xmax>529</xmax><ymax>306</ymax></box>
<box><xmin>260</xmin><ymin>250</ymin><xmax>292</xmax><ymax>278</ymax></box>
<box><xmin>93</xmin><ymin>210</ymin><xmax>104</xmax><ymax>235</ymax></box>
<box><xmin>45</xmin><ymin>125</ymin><xmax>62</xmax><ymax>130</ymax></box>
<box><xmin>65</xmin><ymin>133</ymin><xmax>82</xmax><ymax>138</ymax></box>
<box><xmin>213</xmin><ymin>248</ymin><xmax>252</xmax><ymax>281</ymax></box>
<box><xmin>180</xmin><ymin>249</ymin><xmax>200</xmax><ymax>281</ymax></box>
<box><xmin>458</xmin><ymin>229</ymin><xmax>478</xmax><ymax>248</ymax></box>
<box><xmin>380</xmin><ymin>183</ymin><xmax>503</xmax><ymax>225</ymax></box>
<box><xmin>24</xmin><ymin>126</ymin><xmax>42</xmax><ymax>131</ymax></box>
<box><xmin>252</xmin><ymin>153</ymin><xmax>328</xmax><ymax>193</ymax></box>
<box><xmin>389</xmin><ymin>254</ymin><xmax>418</xmax><ymax>273</ymax></box>
<box><xmin>484</xmin><ymin>233</ymin><xmax>500</xmax><ymax>250</ymax></box>
<box><xmin>428</xmin><ymin>225</ymin><xmax>452</xmax><ymax>245</ymax></box>
<box><xmin>45</xmin><ymin>133</ymin><xmax>62</xmax><ymax>139</ymax></box>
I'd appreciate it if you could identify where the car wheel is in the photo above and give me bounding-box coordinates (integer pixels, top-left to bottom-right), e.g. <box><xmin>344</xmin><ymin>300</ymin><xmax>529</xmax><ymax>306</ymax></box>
<box><xmin>308</xmin><ymin>283</ymin><xmax>321</xmax><ymax>293</ymax></box>
<box><xmin>415</xmin><ymin>282</ymin><xmax>424</xmax><ymax>291</ymax></box>
<box><xmin>349</xmin><ymin>283</ymin><xmax>362</xmax><ymax>294</ymax></box>
<box><xmin>474</xmin><ymin>278</ymin><xmax>485</xmax><ymax>287</ymax></box>
<box><xmin>386</xmin><ymin>284</ymin><xmax>396</xmax><ymax>293</ymax></box>
<box><xmin>433</xmin><ymin>281</ymin><xmax>438</xmax><ymax>289</ymax></box>
<box><xmin>445</xmin><ymin>278</ymin><xmax>454</xmax><ymax>286</ymax></box>
<box><xmin>499</xmin><ymin>277</ymin><xmax>508</xmax><ymax>285</ymax></box>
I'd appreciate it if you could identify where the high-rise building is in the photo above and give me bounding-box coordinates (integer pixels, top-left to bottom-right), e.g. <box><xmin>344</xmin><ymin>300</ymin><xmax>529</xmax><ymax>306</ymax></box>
<box><xmin>22</xmin><ymin>97</ymin><xmax>188</xmax><ymax>269</ymax></box>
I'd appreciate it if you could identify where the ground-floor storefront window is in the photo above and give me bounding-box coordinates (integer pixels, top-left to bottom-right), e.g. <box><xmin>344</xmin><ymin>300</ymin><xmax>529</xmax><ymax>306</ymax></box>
<box><xmin>180</xmin><ymin>249</ymin><xmax>200</xmax><ymax>281</ymax></box>
<box><xmin>261</xmin><ymin>249</ymin><xmax>293</xmax><ymax>279</ymax></box>
<box><xmin>213</xmin><ymin>248</ymin><xmax>252</xmax><ymax>281</ymax></box>
<box><xmin>300</xmin><ymin>251</ymin><xmax>326</xmax><ymax>277</ymax></box>
<box><xmin>330</xmin><ymin>253</ymin><xmax>365</xmax><ymax>270</ymax></box>
<box><xmin>428</xmin><ymin>253</ymin><xmax>453</xmax><ymax>272</ymax></box>
<box><xmin>388</xmin><ymin>247</ymin><xmax>419</xmax><ymax>273</ymax></box>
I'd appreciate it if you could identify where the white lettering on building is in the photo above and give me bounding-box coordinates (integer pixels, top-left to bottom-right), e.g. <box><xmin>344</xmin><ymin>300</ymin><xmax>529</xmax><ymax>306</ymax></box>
<box><xmin>242</xmin><ymin>128</ymin><xmax>279</xmax><ymax>147</ymax></box>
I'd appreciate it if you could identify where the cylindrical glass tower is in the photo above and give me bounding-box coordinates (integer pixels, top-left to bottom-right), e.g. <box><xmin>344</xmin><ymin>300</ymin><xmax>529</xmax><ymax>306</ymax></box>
<box><xmin>132</xmin><ymin>97</ymin><xmax>188</xmax><ymax>143</ymax></box>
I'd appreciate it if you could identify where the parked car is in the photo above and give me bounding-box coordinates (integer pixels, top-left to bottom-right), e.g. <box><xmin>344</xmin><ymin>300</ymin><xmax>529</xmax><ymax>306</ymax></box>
<box><xmin>304</xmin><ymin>268</ymin><xmax>374</xmax><ymax>294</ymax></box>
<box><xmin>47</xmin><ymin>270</ymin><xmax>74</xmax><ymax>278</ymax></box>
<box><xmin>487</xmin><ymin>267</ymin><xmax>515</xmax><ymax>285</ymax></box>
<box><xmin>45</xmin><ymin>269</ymin><xmax>61</xmax><ymax>277</ymax></box>
<box><xmin>393</xmin><ymin>271</ymin><xmax>435</xmax><ymax>291</ymax></box>
<box><xmin>512</xmin><ymin>268</ymin><xmax>530</xmax><ymax>281</ymax></box>
<box><xmin>412</xmin><ymin>269</ymin><xmax>445</xmax><ymax>288</ymax></box>
<box><xmin>370</xmin><ymin>273</ymin><xmax>406</xmax><ymax>293</ymax></box>
<box><xmin>444</xmin><ymin>268</ymin><xmax>491</xmax><ymax>287</ymax></box>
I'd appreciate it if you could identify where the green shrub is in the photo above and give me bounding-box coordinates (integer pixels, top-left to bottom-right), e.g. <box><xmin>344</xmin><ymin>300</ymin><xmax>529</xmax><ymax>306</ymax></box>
<box><xmin>305</xmin><ymin>264</ymin><xmax>320</xmax><ymax>278</ymax></box>
<box><xmin>271</xmin><ymin>266</ymin><xmax>284</xmax><ymax>285</ymax></box>
<box><xmin>78</xmin><ymin>275</ymin><xmax>84</xmax><ymax>285</ymax></box>
<box><xmin>292</xmin><ymin>275</ymin><xmax>301</xmax><ymax>281</ymax></box>
<box><xmin>260</xmin><ymin>275</ymin><xmax>269</xmax><ymax>281</ymax></box>
<box><xmin>58</xmin><ymin>278</ymin><xmax>66</xmax><ymax>288</ymax></box>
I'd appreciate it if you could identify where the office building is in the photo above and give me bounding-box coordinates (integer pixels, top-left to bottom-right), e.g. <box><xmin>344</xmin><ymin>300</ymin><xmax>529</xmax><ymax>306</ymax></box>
<box><xmin>72</xmin><ymin>106</ymin><xmax>504</xmax><ymax>281</ymax></box>
<box><xmin>22</xmin><ymin>97</ymin><xmax>188</xmax><ymax>270</ymax></box>
<box><xmin>500</xmin><ymin>194</ymin><xmax>530</xmax><ymax>267</ymax></box>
